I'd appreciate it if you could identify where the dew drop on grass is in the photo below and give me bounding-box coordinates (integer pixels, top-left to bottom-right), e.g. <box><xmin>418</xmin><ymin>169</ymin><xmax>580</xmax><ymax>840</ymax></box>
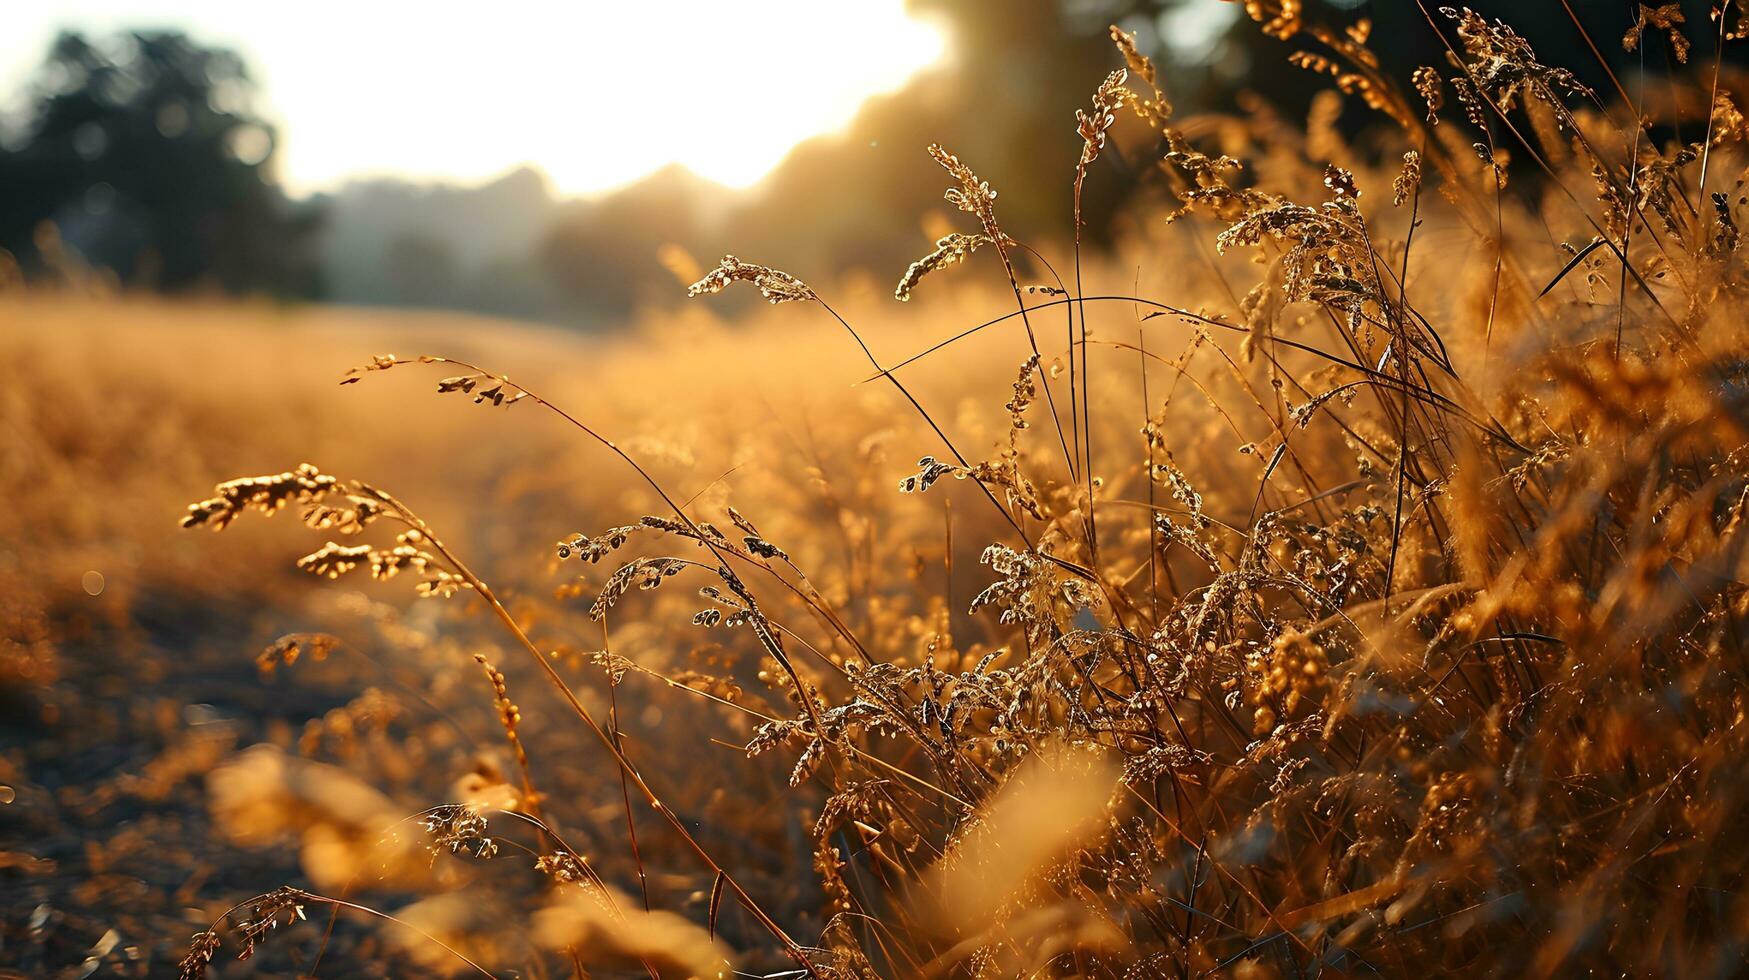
<box><xmin>82</xmin><ymin>570</ymin><xmax>104</xmax><ymax>596</ymax></box>
<box><xmin>0</xmin><ymin>786</ymin><xmax>14</xmax><ymax>805</ymax></box>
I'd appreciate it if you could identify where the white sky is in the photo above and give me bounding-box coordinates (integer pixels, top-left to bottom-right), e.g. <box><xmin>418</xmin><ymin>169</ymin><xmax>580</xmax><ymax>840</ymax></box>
<box><xmin>0</xmin><ymin>2</ymin><xmax>948</xmax><ymax>196</ymax></box>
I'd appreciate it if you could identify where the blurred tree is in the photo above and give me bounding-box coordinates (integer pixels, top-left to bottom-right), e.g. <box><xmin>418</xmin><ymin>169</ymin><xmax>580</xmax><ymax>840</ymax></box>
<box><xmin>0</xmin><ymin>30</ymin><xmax>322</xmax><ymax>296</ymax></box>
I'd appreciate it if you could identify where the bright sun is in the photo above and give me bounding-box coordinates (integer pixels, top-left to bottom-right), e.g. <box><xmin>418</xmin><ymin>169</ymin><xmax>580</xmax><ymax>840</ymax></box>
<box><xmin>3</xmin><ymin>1</ymin><xmax>948</xmax><ymax>196</ymax></box>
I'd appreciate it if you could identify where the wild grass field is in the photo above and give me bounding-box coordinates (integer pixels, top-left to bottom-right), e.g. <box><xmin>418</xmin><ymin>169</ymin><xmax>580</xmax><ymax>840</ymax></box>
<box><xmin>7</xmin><ymin>6</ymin><xmax>1749</xmax><ymax>978</ymax></box>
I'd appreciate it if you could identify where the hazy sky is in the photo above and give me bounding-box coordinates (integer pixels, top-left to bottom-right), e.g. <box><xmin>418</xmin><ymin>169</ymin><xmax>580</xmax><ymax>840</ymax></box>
<box><xmin>0</xmin><ymin>2</ymin><xmax>948</xmax><ymax>196</ymax></box>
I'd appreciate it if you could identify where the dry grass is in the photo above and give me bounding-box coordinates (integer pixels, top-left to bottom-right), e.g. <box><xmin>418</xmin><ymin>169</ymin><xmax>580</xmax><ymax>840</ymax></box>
<box><xmin>9</xmin><ymin>6</ymin><xmax>1749</xmax><ymax>977</ymax></box>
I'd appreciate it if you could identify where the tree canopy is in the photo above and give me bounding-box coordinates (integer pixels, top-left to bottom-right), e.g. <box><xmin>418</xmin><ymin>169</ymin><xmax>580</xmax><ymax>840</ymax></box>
<box><xmin>0</xmin><ymin>30</ymin><xmax>321</xmax><ymax>295</ymax></box>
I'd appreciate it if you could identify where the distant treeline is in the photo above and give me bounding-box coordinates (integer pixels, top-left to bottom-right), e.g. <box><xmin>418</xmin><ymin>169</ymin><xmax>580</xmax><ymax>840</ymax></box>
<box><xmin>0</xmin><ymin>1</ymin><xmax>1728</xmax><ymax>324</ymax></box>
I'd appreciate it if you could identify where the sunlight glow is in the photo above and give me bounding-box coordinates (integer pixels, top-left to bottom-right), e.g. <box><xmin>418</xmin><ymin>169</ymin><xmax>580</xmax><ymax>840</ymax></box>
<box><xmin>0</xmin><ymin>1</ymin><xmax>949</xmax><ymax>195</ymax></box>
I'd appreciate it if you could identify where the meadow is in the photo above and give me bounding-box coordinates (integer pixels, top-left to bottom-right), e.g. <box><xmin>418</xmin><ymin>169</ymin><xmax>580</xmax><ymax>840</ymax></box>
<box><xmin>6</xmin><ymin>7</ymin><xmax>1749</xmax><ymax>977</ymax></box>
